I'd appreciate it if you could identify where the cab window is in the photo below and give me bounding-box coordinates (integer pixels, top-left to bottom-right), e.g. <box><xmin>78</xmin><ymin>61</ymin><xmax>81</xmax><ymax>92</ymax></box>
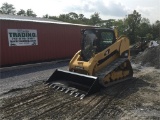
<box><xmin>99</xmin><ymin>31</ymin><xmax>114</xmax><ymax>51</ymax></box>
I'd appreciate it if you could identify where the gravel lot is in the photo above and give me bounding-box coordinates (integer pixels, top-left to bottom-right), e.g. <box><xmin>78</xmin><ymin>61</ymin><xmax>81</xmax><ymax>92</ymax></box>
<box><xmin>0</xmin><ymin>61</ymin><xmax>160</xmax><ymax>120</ymax></box>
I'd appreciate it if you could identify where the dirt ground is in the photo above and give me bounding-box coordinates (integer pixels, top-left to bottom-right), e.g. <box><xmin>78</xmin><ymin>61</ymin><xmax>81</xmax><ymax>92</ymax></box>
<box><xmin>0</xmin><ymin>62</ymin><xmax>160</xmax><ymax>120</ymax></box>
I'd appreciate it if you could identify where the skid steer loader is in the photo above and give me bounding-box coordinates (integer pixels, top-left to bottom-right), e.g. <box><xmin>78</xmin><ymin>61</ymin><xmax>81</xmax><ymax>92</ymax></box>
<box><xmin>46</xmin><ymin>28</ymin><xmax>133</xmax><ymax>99</ymax></box>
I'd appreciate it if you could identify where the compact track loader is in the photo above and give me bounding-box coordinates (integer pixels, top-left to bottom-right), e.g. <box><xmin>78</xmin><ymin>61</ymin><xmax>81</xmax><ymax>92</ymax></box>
<box><xmin>46</xmin><ymin>28</ymin><xmax>133</xmax><ymax>99</ymax></box>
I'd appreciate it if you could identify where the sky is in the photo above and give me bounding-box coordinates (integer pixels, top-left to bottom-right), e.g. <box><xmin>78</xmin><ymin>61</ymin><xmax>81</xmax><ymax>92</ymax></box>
<box><xmin>0</xmin><ymin>0</ymin><xmax>160</xmax><ymax>23</ymax></box>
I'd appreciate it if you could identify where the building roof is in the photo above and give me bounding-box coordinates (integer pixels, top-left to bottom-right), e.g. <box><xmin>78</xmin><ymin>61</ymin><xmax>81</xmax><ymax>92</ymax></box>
<box><xmin>0</xmin><ymin>14</ymin><xmax>93</xmax><ymax>27</ymax></box>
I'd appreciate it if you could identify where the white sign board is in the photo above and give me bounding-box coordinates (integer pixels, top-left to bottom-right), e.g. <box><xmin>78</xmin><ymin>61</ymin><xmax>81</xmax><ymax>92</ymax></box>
<box><xmin>8</xmin><ymin>29</ymin><xmax>38</xmax><ymax>46</ymax></box>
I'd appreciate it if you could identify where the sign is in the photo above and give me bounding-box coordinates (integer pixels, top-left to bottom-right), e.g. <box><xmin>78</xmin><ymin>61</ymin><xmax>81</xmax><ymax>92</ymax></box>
<box><xmin>8</xmin><ymin>29</ymin><xmax>38</xmax><ymax>46</ymax></box>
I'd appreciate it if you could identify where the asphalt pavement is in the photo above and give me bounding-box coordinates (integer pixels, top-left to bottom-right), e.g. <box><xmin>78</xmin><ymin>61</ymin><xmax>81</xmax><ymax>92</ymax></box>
<box><xmin>0</xmin><ymin>61</ymin><xmax>69</xmax><ymax>95</ymax></box>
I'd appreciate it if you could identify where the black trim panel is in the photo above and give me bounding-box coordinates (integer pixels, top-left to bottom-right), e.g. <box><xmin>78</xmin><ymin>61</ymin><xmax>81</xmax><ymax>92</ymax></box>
<box><xmin>98</xmin><ymin>50</ymin><xmax>119</xmax><ymax>65</ymax></box>
<box><xmin>120</xmin><ymin>50</ymin><xmax>129</xmax><ymax>58</ymax></box>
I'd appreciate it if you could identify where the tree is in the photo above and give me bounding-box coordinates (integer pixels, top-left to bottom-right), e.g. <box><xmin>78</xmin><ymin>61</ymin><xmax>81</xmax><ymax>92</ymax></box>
<box><xmin>0</xmin><ymin>2</ymin><xmax>16</xmax><ymax>14</ymax></box>
<box><xmin>141</xmin><ymin>18</ymin><xmax>150</xmax><ymax>24</ymax></box>
<box><xmin>48</xmin><ymin>15</ymin><xmax>60</xmax><ymax>21</ymax></box>
<box><xmin>17</xmin><ymin>9</ymin><xmax>26</xmax><ymax>16</ymax></box>
<box><xmin>125</xmin><ymin>10</ymin><xmax>141</xmax><ymax>44</ymax></box>
<box><xmin>43</xmin><ymin>14</ymin><xmax>49</xmax><ymax>18</ymax></box>
<box><xmin>82</xmin><ymin>17</ymin><xmax>91</xmax><ymax>24</ymax></box>
<box><xmin>102</xmin><ymin>19</ymin><xmax>115</xmax><ymax>28</ymax></box>
<box><xmin>59</xmin><ymin>14</ymin><xmax>70</xmax><ymax>21</ymax></box>
<box><xmin>137</xmin><ymin>18</ymin><xmax>151</xmax><ymax>39</ymax></box>
<box><xmin>146</xmin><ymin>33</ymin><xmax>153</xmax><ymax>40</ymax></box>
<box><xmin>151</xmin><ymin>20</ymin><xmax>160</xmax><ymax>40</ymax></box>
<box><xmin>90</xmin><ymin>12</ymin><xmax>101</xmax><ymax>25</ymax></box>
<box><xmin>68</xmin><ymin>12</ymin><xmax>78</xmax><ymax>20</ymax></box>
<box><xmin>48</xmin><ymin>12</ymin><xmax>100</xmax><ymax>25</ymax></box>
<box><xmin>26</xmin><ymin>9</ymin><xmax>37</xmax><ymax>17</ymax></box>
<box><xmin>114</xmin><ymin>19</ymin><xmax>126</xmax><ymax>36</ymax></box>
<box><xmin>78</xmin><ymin>14</ymin><xmax>84</xmax><ymax>20</ymax></box>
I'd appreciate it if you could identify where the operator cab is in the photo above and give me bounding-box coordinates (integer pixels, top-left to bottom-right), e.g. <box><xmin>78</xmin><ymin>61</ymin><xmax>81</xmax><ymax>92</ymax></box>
<box><xmin>81</xmin><ymin>28</ymin><xmax>116</xmax><ymax>61</ymax></box>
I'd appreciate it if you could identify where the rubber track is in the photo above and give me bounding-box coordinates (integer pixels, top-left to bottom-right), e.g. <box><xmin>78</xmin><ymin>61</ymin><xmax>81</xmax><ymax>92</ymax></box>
<box><xmin>97</xmin><ymin>58</ymin><xmax>133</xmax><ymax>88</ymax></box>
<box><xmin>96</xmin><ymin>58</ymin><xmax>128</xmax><ymax>79</ymax></box>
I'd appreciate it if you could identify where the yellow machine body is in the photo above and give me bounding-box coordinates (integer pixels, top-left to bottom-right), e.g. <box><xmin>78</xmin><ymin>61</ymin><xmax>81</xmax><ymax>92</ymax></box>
<box><xmin>46</xmin><ymin>28</ymin><xmax>133</xmax><ymax>99</ymax></box>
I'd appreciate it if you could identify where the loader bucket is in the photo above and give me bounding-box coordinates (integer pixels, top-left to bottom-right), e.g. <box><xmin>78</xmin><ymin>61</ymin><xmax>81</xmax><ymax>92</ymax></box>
<box><xmin>45</xmin><ymin>69</ymin><xmax>101</xmax><ymax>99</ymax></box>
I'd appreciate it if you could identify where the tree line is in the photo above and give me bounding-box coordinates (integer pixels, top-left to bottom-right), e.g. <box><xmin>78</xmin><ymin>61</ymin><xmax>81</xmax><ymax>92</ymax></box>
<box><xmin>0</xmin><ymin>3</ymin><xmax>36</xmax><ymax>17</ymax></box>
<box><xmin>0</xmin><ymin>2</ymin><xmax>160</xmax><ymax>44</ymax></box>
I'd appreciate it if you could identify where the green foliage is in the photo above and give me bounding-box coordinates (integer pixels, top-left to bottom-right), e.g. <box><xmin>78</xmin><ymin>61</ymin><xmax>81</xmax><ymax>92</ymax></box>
<box><xmin>125</xmin><ymin>10</ymin><xmax>141</xmax><ymax>44</ymax></box>
<box><xmin>43</xmin><ymin>14</ymin><xmax>49</xmax><ymax>18</ymax></box>
<box><xmin>151</xmin><ymin>20</ymin><xmax>160</xmax><ymax>40</ymax></box>
<box><xmin>26</xmin><ymin>9</ymin><xmax>37</xmax><ymax>17</ymax></box>
<box><xmin>17</xmin><ymin>9</ymin><xmax>26</xmax><ymax>16</ymax></box>
<box><xmin>0</xmin><ymin>2</ymin><xmax>160</xmax><ymax>43</ymax></box>
<box><xmin>0</xmin><ymin>2</ymin><xmax>16</xmax><ymax>14</ymax></box>
<box><xmin>68</xmin><ymin>12</ymin><xmax>78</xmax><ymax>20</ymax></box>
<box><xmin>78</xmin><ymin>14</ymin><xmax>84</xmax><ymax>20</ymax></box>
<box><xmin>48</xmin><ymin>12</ymin><xmax>95</xmax><ymax>25</ymax></box>
<box><xmin>90</xmin><ymin>12</ymin><xmax>101</xmax><ymax>25</ymax></box>
<box><xmin>146</xmin><ymin>33</ymin><xmax>153</xmax><ymax>40</ymax></box>
<box><xmin>138</xmin><ymin>18</ymin><xmax>151</xmax><ymax>37</ymax></box>
<box><xmin>115</xmin><ymin>20</ymin><xmax>126</xmax><ymax>35</ymax></box>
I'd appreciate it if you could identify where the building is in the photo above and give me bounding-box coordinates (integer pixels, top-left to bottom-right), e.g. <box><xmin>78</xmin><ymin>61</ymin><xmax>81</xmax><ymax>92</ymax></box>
<box><xmin>0</xmin><ymin>14</ymin><xmax>94</xmax><ymax>67</ymax></box>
